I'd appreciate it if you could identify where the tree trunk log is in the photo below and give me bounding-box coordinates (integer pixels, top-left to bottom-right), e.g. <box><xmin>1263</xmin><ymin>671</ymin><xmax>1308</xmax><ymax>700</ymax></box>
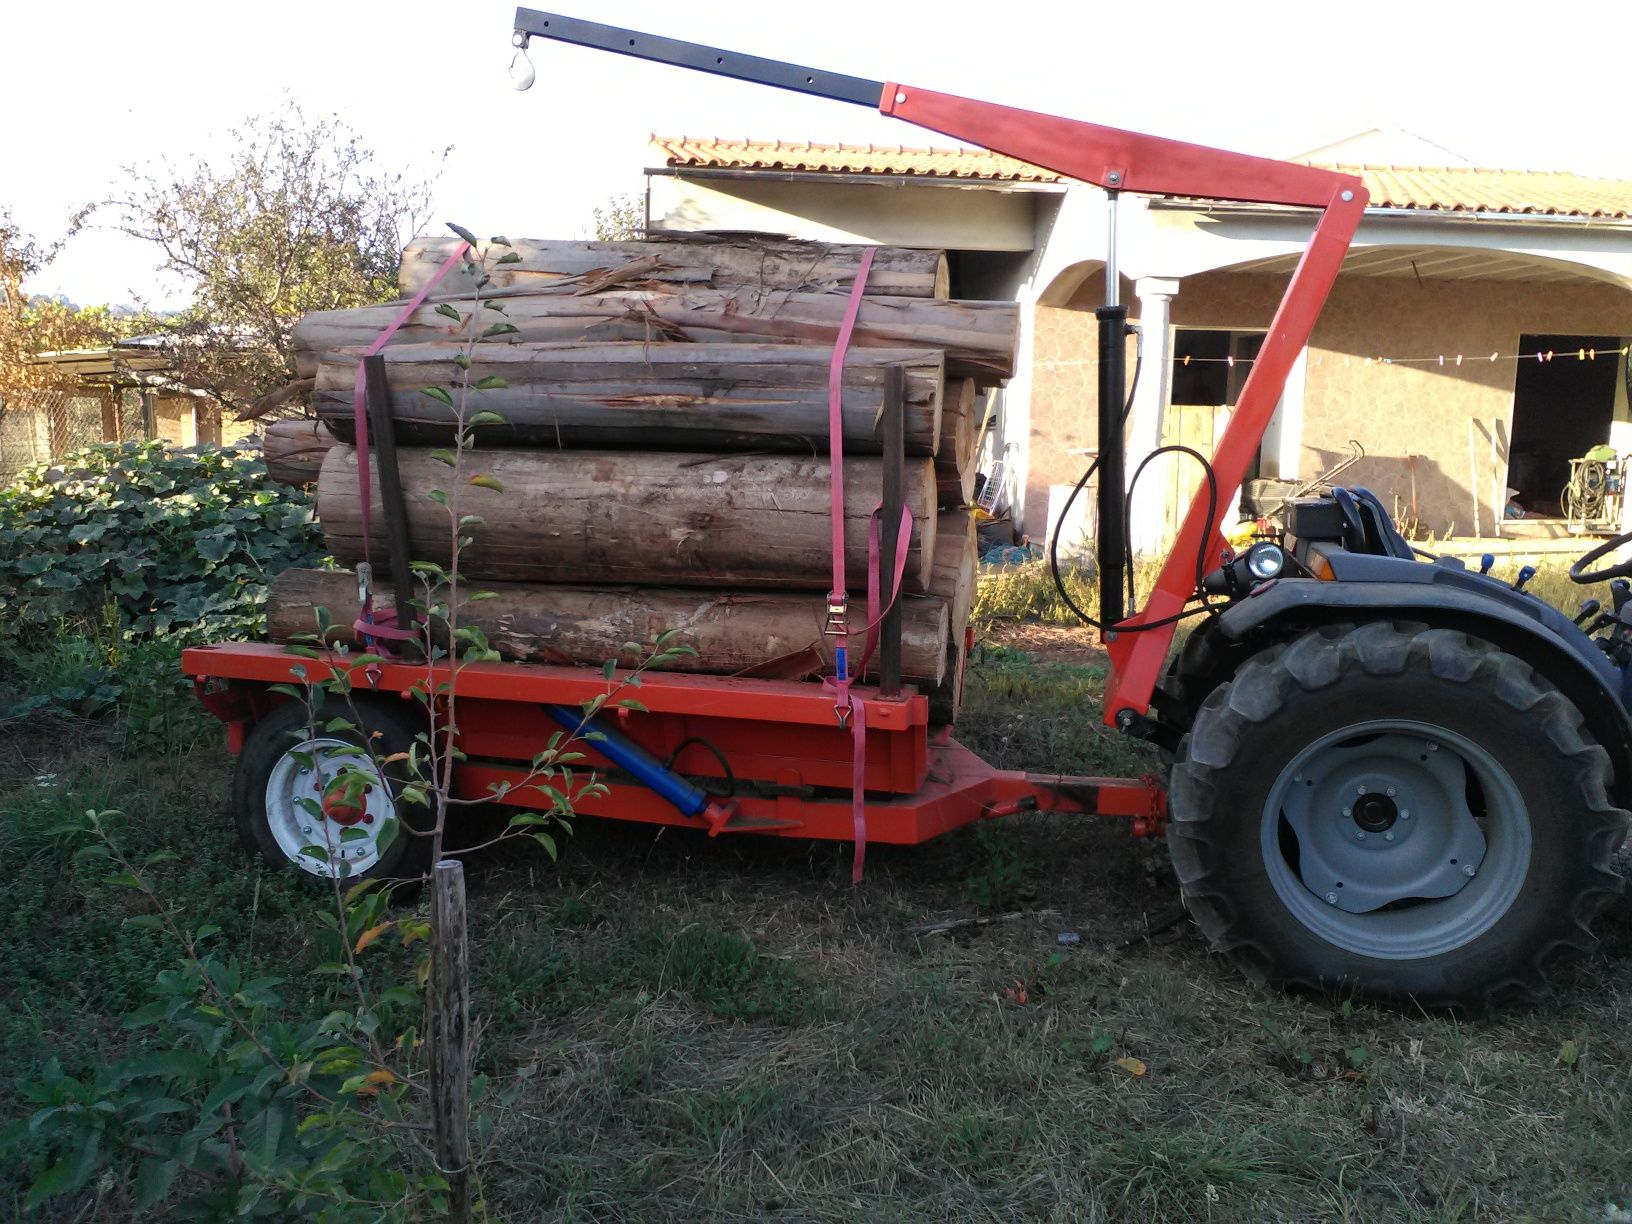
<box><xmin>292</xmin><ymin>289</ymin><xmax>1016</xmax><ymax>385</ymax></box>
<box><xmin>313</xmin><ymin>343</ymin><xmax>943</xmax><ymax>455</ymax></box>
<box><xmin>400</xmin><ymin>235</ymin><xmax>949</xmax><ymax>300</ymax></box>
<box><xmin>922</xmin><ymin>508</ymin><xmax>977</xmax><ymax>725</ymax></box>
<box><xmin>925</xmin><ymin>627</ymin><xmax>971</xmax><ymax>727</ymax></box>
<box><xmin>317</xmin><ymin>446</ymin><xmax>938</xmax><ymax>592</ymax></box>
<box><xmin>930</xmin><ymin>509</ymin><xmax>978</xmax><ymax>641</ymax></box>
<box><xmin>267</xmin><ymin>568</ymin><xmax>950</xmax><ymax>684</ymax></box>
<box><xmin>261</xmin><ymin>419</ymin><xmax>338</xmax><ymax>486</ymax></box>
<box><xmin>935</xmin><ymin>379</ymin><xmax>980</xmax><ymax>507</ymax></box>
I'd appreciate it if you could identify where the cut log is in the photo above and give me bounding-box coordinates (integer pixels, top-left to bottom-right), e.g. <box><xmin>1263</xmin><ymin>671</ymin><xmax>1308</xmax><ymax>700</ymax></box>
<box><xmin>400</xmin><ymin>235</ymin><xmax>949</xmax><ymax>300</ymax></box>
<box><xmin>923</xmin><ymin>508</ymin><xmax>977</xmax><ymax>726</ymax></box>
<box><xmin>267</xmin><ymin>567</ymin><xmax>949</xmax><ymax>685</ymax></box>
<box><xmin>935</xmin><ymin>379</ymin><xmax>980</xmax><ymax>507</ymax></box>
<box><xmin>261</xmin><ymin>419</ymin><xmax>338</xmax><ymax>486</ymax></box>
<box><xmin>938</xmin><ymin>465</ymin><xmax>978</xmax><ymax>509</ymax></box>
<box><xmin>930</xmin><ymin>509</ymin><xmax>978</xmax><ymax>639</ymax></box>
<box><xmin>938</xmin><ymin>379</ymin><xmax>978</xmax><ymax>480</ymax></box>
<box><xmin>313</xmin><ymin>343</ymin><xmax>943</xmax><ymax>455</ymax></box>
<box><xmin>318</xmin><ymin>446</ymin><xmax>938</xmax><ymax>593</ymax></box>
<box><xmin>926</xmin><ymin>626</ymin><xmax>972</xmax><ymax>726</ymax></box>
<box><xmin>292</xmin><ymin>289</ymin><xmax>1017</xmax><ymax>385</ymax></box>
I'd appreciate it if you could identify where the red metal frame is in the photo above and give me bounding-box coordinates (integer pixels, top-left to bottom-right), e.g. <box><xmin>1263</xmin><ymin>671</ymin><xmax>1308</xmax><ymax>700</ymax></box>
<box><xmin>874</xmin><ymin>85</ymin><xmax>1368</xmax><ymax>724</ymax></box>
<box><xmin>184</xmin><ymin>642</ymin><xmax>1163</xmax><ymax>843</ymax></box>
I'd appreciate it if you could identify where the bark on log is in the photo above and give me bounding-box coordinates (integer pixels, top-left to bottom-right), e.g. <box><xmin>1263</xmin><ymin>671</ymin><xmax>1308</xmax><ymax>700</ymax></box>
<box><xmin>292</xmin><ymin>289</ymin><xmax>1016</xmax><ymax>384</ymax></box>
<box><xmin>261</xmin><ymin>419</ymin><xmax>338</xmax><ymax>486</ymax></box>
<box><xmin>318</xmin><ymin>446</ymin><xmax>938</xmax><ymax>593</ymax></box>
<box><xmin>267</xmin><ymin>567</ymin><xmax>950</xmax><ymax>685</ymax></box>
<box><xmin>400</xmin><ymin>236</ymin><xmax>949</xmax><ymax>300</ymax></box>
<box><xmin>312</xmin><ymin>343</ymin><xmax>943</xmax><ymax>455</ymax></box>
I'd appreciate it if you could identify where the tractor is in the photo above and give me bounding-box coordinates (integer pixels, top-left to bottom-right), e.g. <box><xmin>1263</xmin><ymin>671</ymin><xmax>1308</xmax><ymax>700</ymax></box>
<box><xmin>186</xmin><ymin>10</ymin><xmax>1632</xmax><ymax>1008</ymax></box>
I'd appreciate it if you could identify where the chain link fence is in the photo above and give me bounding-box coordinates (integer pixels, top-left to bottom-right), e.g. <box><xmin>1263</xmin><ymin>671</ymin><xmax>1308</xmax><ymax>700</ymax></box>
<box><xmin>0</xmin><ymin>388</ymin><xmax>160</xmax><ymax>480</ymax></box>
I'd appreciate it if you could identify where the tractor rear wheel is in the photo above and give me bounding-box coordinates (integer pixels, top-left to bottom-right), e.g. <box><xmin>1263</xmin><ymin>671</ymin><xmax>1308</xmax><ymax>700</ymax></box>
<box><xmin>1168</xmin><ymin>622</ymin><xmax>1628</xmax><ymax>1007</ymax></box>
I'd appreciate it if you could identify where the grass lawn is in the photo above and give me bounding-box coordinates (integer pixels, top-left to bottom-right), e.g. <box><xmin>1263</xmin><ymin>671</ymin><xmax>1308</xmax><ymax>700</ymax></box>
<box><xmin>5</xmin><ymin>615</ymin><xmax>1632</xmax><ymax>1219</ymax></box>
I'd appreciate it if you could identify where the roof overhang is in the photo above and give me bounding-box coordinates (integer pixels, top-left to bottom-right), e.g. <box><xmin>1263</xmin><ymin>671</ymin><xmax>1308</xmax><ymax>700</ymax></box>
<box><xmin>648</xmin><ymin>164</ymin><xmax>1066</xmax><ymax>194</ymax></box>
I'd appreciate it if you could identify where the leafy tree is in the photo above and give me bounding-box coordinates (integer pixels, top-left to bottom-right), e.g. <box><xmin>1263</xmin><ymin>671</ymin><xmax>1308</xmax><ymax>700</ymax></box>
<box><xmin>101</xmin><ymin>101</ymin><xmax>442</xmax><ymax>416</ymax></box>
<box><xmin>0</xmin><ymin>215</ymin><xmax>129</xmax><ymax>390</ymax></box>
<box><xmin>591</xmin><ymin>192</ymin><xmax>645</xmax><ymax>242</ymax></box>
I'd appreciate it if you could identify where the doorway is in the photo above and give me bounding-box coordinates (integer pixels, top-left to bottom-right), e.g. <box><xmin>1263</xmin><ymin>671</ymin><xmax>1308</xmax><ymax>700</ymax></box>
<box><xmin>1507</xmin><ymin>334</ymin><xmax>1621</xmax><ymax>517</ymax></box>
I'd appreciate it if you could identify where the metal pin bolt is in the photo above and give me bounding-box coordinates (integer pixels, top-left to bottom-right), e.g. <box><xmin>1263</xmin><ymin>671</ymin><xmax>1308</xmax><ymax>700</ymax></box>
<box><xmin>1293</xmin><ymin>773</ymin><xmax>1302</xmax><ymax>783</ymax></box>
<box><xmin>1356</xmin><ymin>831</ymin><xmax>1367</xmax><ymax>840</ymax></box>
<box><xmin>1325</xmin><ymin>892</ymin><xmax>1338</xmax><ymax>905</ymax></box>
<box><xmin>1342</xmin><ymin>807</ymin><xmax>1352</xmax><ymax>817</ymax></box>
<box><xmin>1462</xmin><ymin>863</ymin><xmax>1476</xmax><ymax>878</ymax></box>
<box><xmin>1428</xmin><ymin>743</ymin><xmax>1439</xmax><ymax>751</ymax></box>
<box><xmin>1357</xmin><ymin>784</ymin><xmax>1368</xmax><ymax>795</ymax></box>
<box><xmin>1341</xmin><ymin>189</ymin><xmax>1355</xmax><ymax>202</ymax></box>
<box><xmin>302</xmin><ymin>826</ymin><xmax>312</xmax><ymax>835</ymax></box>
<box><xmin>1385</xmin><ymin>832</ymin><xmax>1395</xmax><ymax>842</ymax></box>
<box><xmin>894</xmin><ymin>91</ymin><xmax>907</xmax><ymax>104</ymax></box>
<box><xmin>1386</xmin><ymin>787</ymin><xmax>1396</xmax><ymax>797</ymax></box>
<box><xmin>1400</xmin><ymin>809</ymin><xmax>1410</xmax><ymax>819</ymax></box>
<box><xmin>1108</xmin><ymin>171</ymin><xmax>1122</xmax><ymax>184</ymax></box>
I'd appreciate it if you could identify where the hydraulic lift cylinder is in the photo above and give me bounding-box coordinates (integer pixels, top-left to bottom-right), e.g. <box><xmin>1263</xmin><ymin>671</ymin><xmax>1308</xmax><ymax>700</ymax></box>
<box><xmin>1096</xmin><ymin>304</ymin><xmax>1130</xmax><ymax>629</ymax></box>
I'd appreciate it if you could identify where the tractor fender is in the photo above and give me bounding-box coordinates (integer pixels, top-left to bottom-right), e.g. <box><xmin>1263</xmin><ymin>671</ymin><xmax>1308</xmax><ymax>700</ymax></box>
<box><xmin>1209</xmin><ymin>576</ymin><xmax>1632</xmax><ymax>797</ymax></box>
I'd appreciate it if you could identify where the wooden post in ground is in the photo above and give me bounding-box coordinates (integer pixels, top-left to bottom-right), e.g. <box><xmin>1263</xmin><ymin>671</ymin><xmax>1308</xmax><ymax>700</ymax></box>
<box><xmin>430</xmin><ymin>859</ymin><xmax>472</xmax><ymax>1221</ymax></box>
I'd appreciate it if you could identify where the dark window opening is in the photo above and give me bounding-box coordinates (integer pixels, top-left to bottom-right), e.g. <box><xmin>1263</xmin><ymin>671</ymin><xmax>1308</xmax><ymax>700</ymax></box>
<box><xmin>1507</xmin><ymin>333</ymin><xmax>1621</xmax><ymax>518</ymax></box>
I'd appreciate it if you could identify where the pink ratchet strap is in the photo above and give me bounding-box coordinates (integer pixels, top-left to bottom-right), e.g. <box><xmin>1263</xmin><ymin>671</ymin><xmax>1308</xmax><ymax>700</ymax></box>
<box><xmin>821</xmin><ymin>247</ymin><xmax>910</xmax><ymax>884</ymax></box>
<box><xmin>351</xmin><ymin>240</ymin><xmax>472</xmax><ymax>653</ymax></box>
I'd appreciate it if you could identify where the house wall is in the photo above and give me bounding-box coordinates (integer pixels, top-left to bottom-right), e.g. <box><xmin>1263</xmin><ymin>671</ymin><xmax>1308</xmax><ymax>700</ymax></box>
<box><xmin>649</xmin><ymin>174</ymin><xmax>1047</xmax><ymax>252</ymax></box>
<box><xmin>1025</xmin><ymin>270</ymin><xmax>1632</xmax><ymax>538</ymax></box>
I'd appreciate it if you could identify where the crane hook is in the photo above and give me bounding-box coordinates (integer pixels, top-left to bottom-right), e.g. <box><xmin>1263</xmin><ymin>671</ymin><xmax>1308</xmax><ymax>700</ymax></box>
<box><xmin>509</xmin><ymin>33</ymin><xmax>536</xmax><ymax>91</ymax></box>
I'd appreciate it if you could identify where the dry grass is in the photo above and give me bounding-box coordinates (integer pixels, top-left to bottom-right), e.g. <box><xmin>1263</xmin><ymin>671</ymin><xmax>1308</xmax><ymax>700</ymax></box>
<box><xmin>8</xmin><ymin>564</ymin><xmax>1632</xmax><ymax>1219</ymax></box>
<box><xmin>445</xmin><ymin>638</ymin><xmax>1632</xmax><ymax>1222</ymax></box>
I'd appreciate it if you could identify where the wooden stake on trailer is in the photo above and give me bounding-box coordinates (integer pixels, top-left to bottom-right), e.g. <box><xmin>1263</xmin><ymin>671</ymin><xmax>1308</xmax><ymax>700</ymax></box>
<box><xmin>430</xmin><ymin>859</ymin><xmax>472</xmax><ymax>1221</ymax></box>
<box><xmin>363</xmin><ymin>355</ymin><xmax>419</xmax><ymax>650</ymax></box>
<box><xmin>879</xmin><ymin>365</ymin><xmax>906</xmax><ymax>697</ymax></box>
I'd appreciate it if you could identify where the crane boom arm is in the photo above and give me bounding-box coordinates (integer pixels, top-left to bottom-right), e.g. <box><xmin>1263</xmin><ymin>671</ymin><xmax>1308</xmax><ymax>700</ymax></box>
<box><xmin>510</xmin><ymin>8</ymin><xmax>1369</xmax><ymax>725</ymax></box>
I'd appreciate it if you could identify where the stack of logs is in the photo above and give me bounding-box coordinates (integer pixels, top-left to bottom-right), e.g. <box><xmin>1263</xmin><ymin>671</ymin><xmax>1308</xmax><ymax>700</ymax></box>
<box><xmin>262</xmin><ymin>235</ymin><xmax>1016</xmax><ymax>723</ymax></box>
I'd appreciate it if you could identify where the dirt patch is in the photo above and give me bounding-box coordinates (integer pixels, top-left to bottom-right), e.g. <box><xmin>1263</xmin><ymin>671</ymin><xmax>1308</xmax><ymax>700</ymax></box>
<box><xmin>978</xmin><ymin>620</ymin><xmax>1107</xmax><ymax>666</ymax></box>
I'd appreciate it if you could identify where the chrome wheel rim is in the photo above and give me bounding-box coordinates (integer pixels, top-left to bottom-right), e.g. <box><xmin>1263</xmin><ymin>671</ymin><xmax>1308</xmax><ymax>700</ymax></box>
<box><xmin>265</xmin><ymin>736</ymin><xmax>397</xmax><ymax>878</ymax></box>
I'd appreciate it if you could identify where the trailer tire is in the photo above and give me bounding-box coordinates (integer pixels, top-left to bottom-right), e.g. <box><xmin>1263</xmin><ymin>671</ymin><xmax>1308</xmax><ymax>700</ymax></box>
<box><xmin>232</xmin><ymin>694</ymin><xmax>433</xmax><ymax>883</ymax></box>
<box><xmin>1168</xmin><ymin>622</ymin><xmax>1628</xmax><ymax>1008</ymax></box>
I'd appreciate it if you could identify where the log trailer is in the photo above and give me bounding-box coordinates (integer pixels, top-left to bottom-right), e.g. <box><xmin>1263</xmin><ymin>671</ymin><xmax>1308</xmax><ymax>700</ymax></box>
<box><xmin>184</xmin><ymin>10</ymin><xmax>1632</xmax><ymax>1006</ymax></box>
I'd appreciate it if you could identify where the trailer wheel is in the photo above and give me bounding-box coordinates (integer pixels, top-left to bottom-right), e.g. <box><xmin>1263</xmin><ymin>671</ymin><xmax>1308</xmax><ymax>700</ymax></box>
<box><xmin>1168</xmin><ymin>622</ymin><xmax>1628</xmax><ymax>1007</ymax></box>
<box><xmin>232</xmin><ymin>695</ymin><xmax>432</xmax><ymax>882</ymax></box>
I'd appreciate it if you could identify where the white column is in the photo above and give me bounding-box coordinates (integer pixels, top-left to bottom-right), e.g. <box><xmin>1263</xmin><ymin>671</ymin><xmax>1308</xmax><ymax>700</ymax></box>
<box><xmin>1128</xmin><ymin>277</ymin><xmax>1179</xmax><ymax>554</ymax></box>
<box><xmin>1004</xmin><ymin>282</ymin><xmax>1038</xmax><ymax>534</ymax></box>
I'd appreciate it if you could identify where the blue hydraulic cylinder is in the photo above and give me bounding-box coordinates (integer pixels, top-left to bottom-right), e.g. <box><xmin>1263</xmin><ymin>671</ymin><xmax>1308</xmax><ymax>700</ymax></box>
<box><xmin>544</xmin><ymin>705</ymin><xmax>710</xmax><ymax>818</ymax></box>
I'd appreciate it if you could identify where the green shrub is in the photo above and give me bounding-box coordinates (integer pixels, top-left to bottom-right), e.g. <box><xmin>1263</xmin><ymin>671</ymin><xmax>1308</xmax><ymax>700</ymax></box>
<box><xmin>0</xmin><ymin>441</ymin><xmax>322</xmax><ymax>640</ymax></box>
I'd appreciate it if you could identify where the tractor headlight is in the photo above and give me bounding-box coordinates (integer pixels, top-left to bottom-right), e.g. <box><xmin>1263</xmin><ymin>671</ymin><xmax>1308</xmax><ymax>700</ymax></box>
<box><xmin>1246</xmin><ymin>542</ymin><xmax>1286</xmax><ymax>582</ymax></box>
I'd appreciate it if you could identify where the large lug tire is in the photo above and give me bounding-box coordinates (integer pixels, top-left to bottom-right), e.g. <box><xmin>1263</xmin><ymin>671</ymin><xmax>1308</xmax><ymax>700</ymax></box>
<box><xmin>231</xmin><ymin>695</ymin><xmax>433</xmax><ymax>883</ymax></box>
<box><xmin>1168</xmin><ymin>622</ymin><xmax>1629</xmax><ymax>1007</ymax></box>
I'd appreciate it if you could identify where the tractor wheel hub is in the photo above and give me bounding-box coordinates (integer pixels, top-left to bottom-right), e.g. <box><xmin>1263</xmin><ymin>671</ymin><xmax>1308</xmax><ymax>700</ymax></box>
<box><xmin>1352</xmin><ymin>793</ymin><xmax>1398</xmax><ymax>833</ymax></box>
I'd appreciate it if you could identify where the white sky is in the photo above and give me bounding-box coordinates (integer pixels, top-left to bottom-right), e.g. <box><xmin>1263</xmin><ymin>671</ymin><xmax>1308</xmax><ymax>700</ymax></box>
<box><xmin>8</xmin><ymin>0</ymin><xmax>1632</xmax><ymax>309</ymax></box>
